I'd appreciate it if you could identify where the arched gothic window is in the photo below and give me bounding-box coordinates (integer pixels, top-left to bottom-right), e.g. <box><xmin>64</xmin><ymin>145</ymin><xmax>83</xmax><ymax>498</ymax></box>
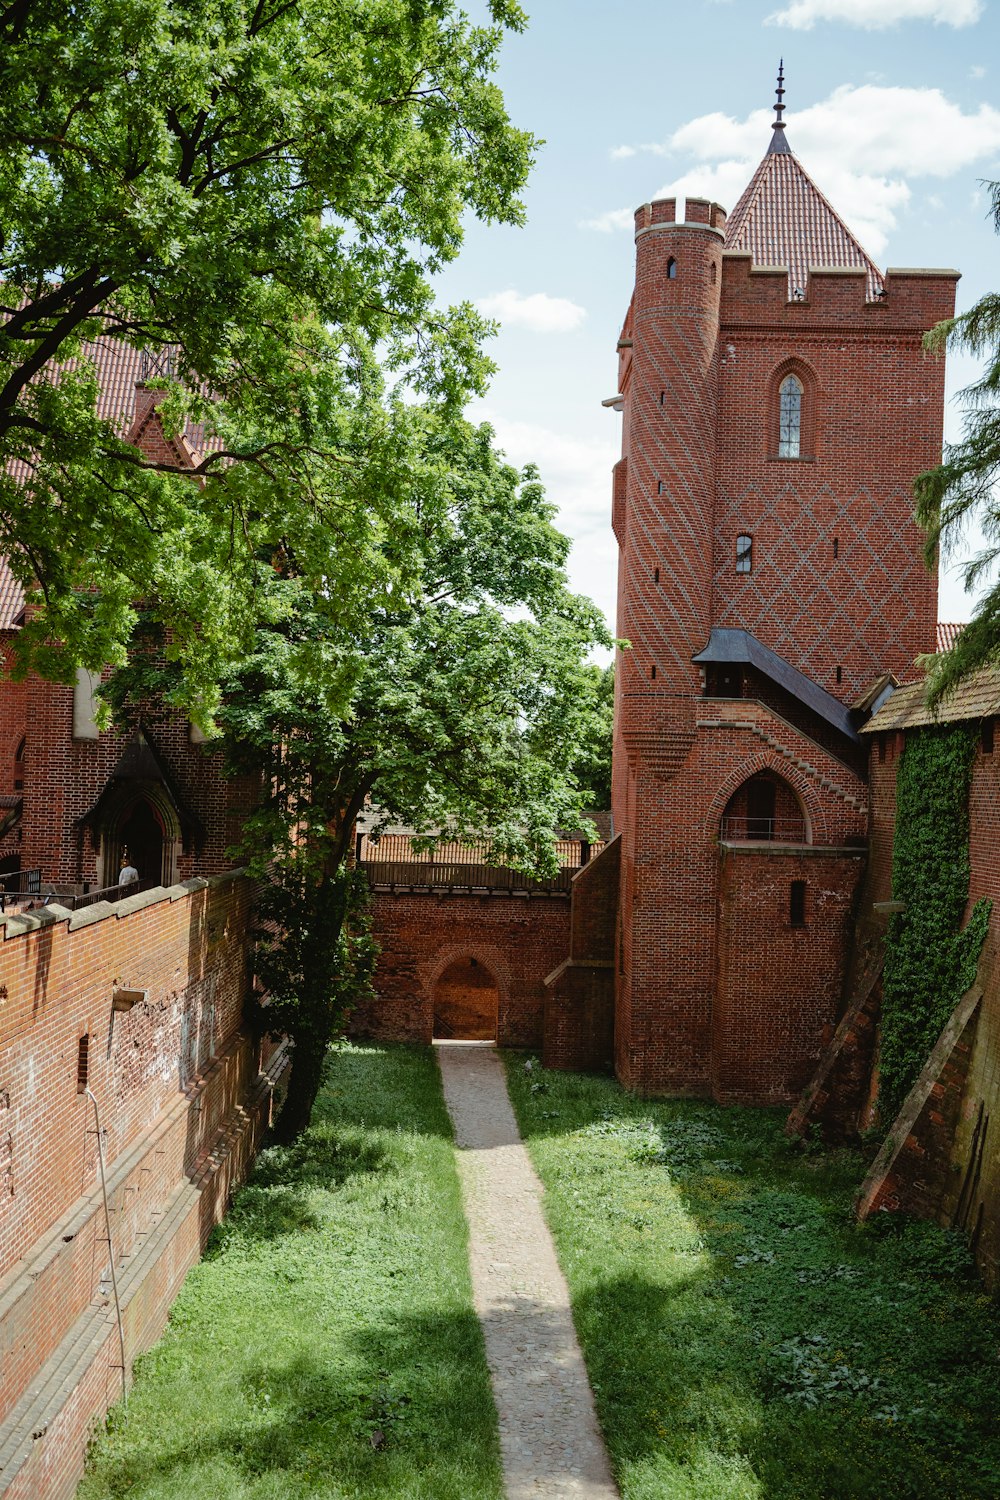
<box><xmin>778</xmin><ymin>374</ymin><xmax>803</xmax><ymax>458</ymax></box>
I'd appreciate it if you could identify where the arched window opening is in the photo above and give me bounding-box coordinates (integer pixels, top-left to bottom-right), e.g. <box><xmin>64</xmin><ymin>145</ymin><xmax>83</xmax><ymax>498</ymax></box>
<box><xmin>667</xmin><ymin>257</ymin><xmax>677</xmax><ymax>279</ymax></box>
<box><xmin>720</xmin><ymin>773</ymin><xmax>807</xmax><ymax>844</ymax></box>
<box><xmin>778</xmin><ymin>374</ymin><xmax>803</xmax><ymax>458</ymax></box>
<box><xmin>97</xmin><ymin>787</ymin><xmax>181</xmax><ymax>891</ymax></box>
<box><xmin>736</xmin><ymin>534</ymin><xmax>753</xmax><ymax>573</ymax></box>
<box><xmin>434</xmin><ymin>957</ymin><xmax>498</xmax><ymax>1041</ymax></box>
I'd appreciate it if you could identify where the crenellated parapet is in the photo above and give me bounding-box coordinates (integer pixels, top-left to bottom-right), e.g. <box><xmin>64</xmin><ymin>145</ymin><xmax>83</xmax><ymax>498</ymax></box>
<box><xmin>720</xmin><ymin>250</ymin><xmax>960</xmax><ymax>327</ymax></box>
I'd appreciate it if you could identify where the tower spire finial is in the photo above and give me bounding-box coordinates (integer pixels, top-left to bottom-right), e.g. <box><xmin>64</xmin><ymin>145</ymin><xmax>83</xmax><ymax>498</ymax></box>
<box><xmin>768</xmin><ymin>60</ymin><xmax>791</xmax><ymax>154</ymax></box>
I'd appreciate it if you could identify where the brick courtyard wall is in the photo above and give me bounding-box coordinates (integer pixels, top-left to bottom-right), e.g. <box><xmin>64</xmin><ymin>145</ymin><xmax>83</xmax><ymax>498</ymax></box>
<box><xmin>543</xmin><ymin>836</ymin><xmax>621</xmax><ymax>1073</ymax></box>
<box><xmin>714</xmin><ymin>843</ymin><xmax>865</xmax><ymax>1102</ymax></box>
<box><xmin>0</xmin><ymin>873</ymin><xmax>284</xmax><ymax>1498</ymax></box>
<box><xmin>354</xmin><ymin>891</ymin><xmax>571</xmax><ymax>1049</ymax></box>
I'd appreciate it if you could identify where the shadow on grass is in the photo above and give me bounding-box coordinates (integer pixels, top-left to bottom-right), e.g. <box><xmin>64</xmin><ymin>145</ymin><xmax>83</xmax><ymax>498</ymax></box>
<box><xmin>95</xmin><ymin>1305</ymin><xmax>502</xmax><ymax>1500</ymax></box>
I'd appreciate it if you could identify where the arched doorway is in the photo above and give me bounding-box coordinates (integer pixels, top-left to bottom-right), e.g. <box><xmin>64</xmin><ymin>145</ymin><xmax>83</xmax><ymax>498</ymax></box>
<box><xmin>720</xmin><ymin>772</ymin><xmax>808</xmax><ymax>844</ymax></box>
<box><xmin>99</xmin><ymin>788</ymin><xmax>179</xmax><ymax>890</ymax></box>
<box><xmin>433</xmin><ymin>958</ymin><xmax>499</xmax><ymax>1041</ymax></box>
<box><xmin>115</xmin><ymin>796</ymin><xmax>166</xmax><ymax>887</ymax></box>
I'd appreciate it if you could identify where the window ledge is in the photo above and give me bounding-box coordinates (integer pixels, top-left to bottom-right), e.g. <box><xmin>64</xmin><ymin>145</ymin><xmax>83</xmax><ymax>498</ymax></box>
<box><xmin>767</xmin><ymin>454</ymin><xmax>816</xmax><ymax>463</ymax></box>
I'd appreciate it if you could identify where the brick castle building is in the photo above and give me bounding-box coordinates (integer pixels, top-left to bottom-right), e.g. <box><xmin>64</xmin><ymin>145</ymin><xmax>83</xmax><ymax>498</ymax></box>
<box><xmin>594</xmin><ymin>75</ymin><xmax>959</xmax><ymax>1100</ymax></box>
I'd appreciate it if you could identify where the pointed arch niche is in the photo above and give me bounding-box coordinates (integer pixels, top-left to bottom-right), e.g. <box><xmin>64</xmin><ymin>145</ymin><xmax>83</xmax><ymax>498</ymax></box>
<box><xmin>433</xmin><ymin>956</ymin><xmax>499</xmax><ymax>1041</ymax></box>
<box><xmin>720</xmin><ymin>771</ymin><xmax>809</xmax><ymax>845</ymax></box>
<box><xmin>769</xmin><ymin>357</ymin><xmax>817</xmax><ymax>461</ymax></box>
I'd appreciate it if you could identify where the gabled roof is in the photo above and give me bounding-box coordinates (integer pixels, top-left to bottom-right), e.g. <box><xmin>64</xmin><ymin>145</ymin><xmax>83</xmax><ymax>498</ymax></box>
<box><xmin>693</xmin><ymin>627</ymin><xmax>859</xmax><ymax>742</ymax></box>
<box><xmin>936</xmin><ymin>621</ymin><xmax>964</xmax><ymax>653</ymax></box>
<box><xmin>725</xmin><ymin>141</ymin><xmax>884</xmax><ymax>301</ymax></box>
<box><xmin>863</xmin><ymin>670</ymin><xmax>1000</xmax><ymax>733</ymax></box>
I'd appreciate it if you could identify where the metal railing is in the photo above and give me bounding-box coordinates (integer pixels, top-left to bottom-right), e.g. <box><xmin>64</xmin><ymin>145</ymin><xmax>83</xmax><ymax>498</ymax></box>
<box><xmin>0</xmin><ymin>869</ymin><xmax>42</xmax><ymax>912</ymax></box>
<box><xmin>719</xmin><ymin>816</ymin><xmax>808</xmax><ymax>844</ymax></box>
<box><xmin>360</xmin><ymin>835</ymin><xmax>606</xmax><ymax>895</ymax></box>
<box><xmin>0</xmin><ymin>875</ymin><xmax>161</xmax><ymax>914</ymax></box>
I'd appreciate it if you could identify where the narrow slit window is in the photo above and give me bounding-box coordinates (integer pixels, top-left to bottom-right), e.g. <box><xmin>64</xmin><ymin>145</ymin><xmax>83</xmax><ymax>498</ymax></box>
<box><xmin>659</xmin><ymin>390</ymin><xmax>666</xmax><ymax>405</ymax></box>
<box><xmin>836</xmin><ymin>665</ymin><xmax>843</xmax><ymax>684</ymax></box>
<box><xmin>76</xmin><ymin>1035</ymin><xmax>90</xmax><ymax>1094</ymax></box>
<box><xmin>657</xmin><ymin>480</ymin><xmax>664</xmax><ymax>494</ymax></box>
<box><xmin>833</xmin><ymin>537</ymin><xmax>839</xmax><ymax>559</ymax></box>
<box><xmin>650</xmin><ymin>665</ymin><xmax>657</xmax><ymax>680</ymax></box>
<box><xmin>790</xmin><ymin>880</ymin><xmax>806</xmax><ymax>928</ymax></box>
<box><xmin>667</xmin><ymin>257</ymin><xmax>677</xmax><ymax>279</ymax></box>
<box><xmin>778</xmin><ymin>374</ymin><xmax>803</xmax><ymax>458</ymax></box>
<box><xmin>982</xmin><ymin>719</ymin><xmax>994</xmax><ymax>755</ymax></box>
<box><xmin>654</xmin><ymin>567</ymin><xmax>659</xmax><ymax>583</ymax></box>
<box><xmin>735</xmin><ymin>534</ymin><xmax>753</xmax><ymax>574</ymax></box>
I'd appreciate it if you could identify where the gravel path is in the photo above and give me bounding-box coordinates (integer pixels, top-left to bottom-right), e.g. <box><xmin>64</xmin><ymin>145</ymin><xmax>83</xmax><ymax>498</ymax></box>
<box><xmin>436</xmin><ymin>1041</ymin><xmax>619</xmax><ymax>1500</ymax></box>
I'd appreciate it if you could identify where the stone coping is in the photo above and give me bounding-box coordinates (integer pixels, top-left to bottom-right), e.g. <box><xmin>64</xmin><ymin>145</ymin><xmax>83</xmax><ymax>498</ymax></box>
<box><xmin>0</xmin><ymin>868</ymin><xmax>247</xmax><ymax>941</ymax></box>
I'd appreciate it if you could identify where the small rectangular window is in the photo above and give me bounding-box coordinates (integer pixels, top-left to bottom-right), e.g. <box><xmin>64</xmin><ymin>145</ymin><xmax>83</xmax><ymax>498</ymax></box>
<box><xmin>654</xmin><ymin>567</ymin><xmax>659</xmax><ymax>583</ymax></box>
<box><xmin>878</xmin><ymin>734</ymin><xmax>886</xmax><ymax>764</ymax></box>
<box><xmin>833</xmin><ymin>537</ymin><xmax>839</xmax><ymax>559</ymax></box>
<box><xmin>735</xmin><ymin>534</ymin><xmax>753</xmax><ymax>574</ymax></box>
<box><xmin>650</xmin><ymin>665</ymin><xmax>657</xmax><ymax>680</ymax></box>
<box><xmin>657</xmin><ymin>480</ymin><xmax>663</xmax><ymax>494</ymax></box>
<box><xmin>790</xmin><ymin>880</ymin><xmax>806</xmax><ymax>928</ymax></box>
<box><xmin>982</xmin><ymin>719</ymin><xmax>994</xmax><ymax>755</ymax></box>
<box><xmin>836</xmin><ymin>665</ymin><xmax>843</xmax><ymax>685</ymax></box>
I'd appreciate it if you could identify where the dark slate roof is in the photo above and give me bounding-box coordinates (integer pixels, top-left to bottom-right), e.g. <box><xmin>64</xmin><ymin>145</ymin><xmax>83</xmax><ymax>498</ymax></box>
<box><xmin>725</xmin><ymin>144</ymin><xmax>884</xmax><ymax>300</ymax></box>
<box><xmin>693</xmin><ymin>627</ymin><xmax>859</xmax><ymax>741</ymax></box>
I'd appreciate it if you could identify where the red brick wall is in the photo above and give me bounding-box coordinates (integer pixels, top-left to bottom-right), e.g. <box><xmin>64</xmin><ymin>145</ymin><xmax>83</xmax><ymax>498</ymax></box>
<box><xmin>354</xmin><ymin>891</ymin><xmax>571</xmax><ymax>1049</ymax></box>
<box><xmin>715</xmin><ymin>845</ymin><xmax>864</xmax><ymax>1102</ymax></box>
<box><xmin>0</xmin><ymin>873</ymin><xmax>283</xmax><ymax>1497</ymax></box>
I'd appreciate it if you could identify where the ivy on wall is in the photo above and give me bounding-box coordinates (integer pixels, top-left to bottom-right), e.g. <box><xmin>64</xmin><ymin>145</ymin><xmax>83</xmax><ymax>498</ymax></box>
<box><xmin>881</xmin><ymin>724</ymin><xmax>991</xmax><ymax>1115</ymax></box>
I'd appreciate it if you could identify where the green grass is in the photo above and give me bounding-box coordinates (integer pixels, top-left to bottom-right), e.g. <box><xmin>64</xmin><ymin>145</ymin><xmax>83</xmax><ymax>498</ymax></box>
<box><xmin>79</xmin><ymin>1043</ymin><xmax>503</xmax><ymax>1500</ymax></box>
<box><xmin>504</xmin><ymin>1055</ymin><xmax>1000</xmax><ymax>1500</ymax></box>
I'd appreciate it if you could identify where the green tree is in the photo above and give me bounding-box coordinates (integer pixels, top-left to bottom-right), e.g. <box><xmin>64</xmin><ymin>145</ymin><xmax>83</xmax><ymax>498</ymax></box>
<box><xmin>110</xmin><ymin>406</ymin><xmax>609</xmax><ymax>1138</ymax></box>
<box><xmin>915</xmin><ymin>179</ymin><xmax>1000</xmax><ymax>700</ymax></box>
<box><xmin>567</xmin><ymin>661</ymin><xmax>614</xmax><ymax>809</ymax></box>
<box><xmin>0</xmin><ymin>0</ymin><xmax>533</xmax><ymax>702</ymax></box>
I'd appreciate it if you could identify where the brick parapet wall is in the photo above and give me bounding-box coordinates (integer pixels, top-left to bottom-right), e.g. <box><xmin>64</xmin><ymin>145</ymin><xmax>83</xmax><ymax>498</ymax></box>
<box><xmin>0</xmin><ymin>872</ymin><xmax>283</xmax><ymax>1491</ymax></box>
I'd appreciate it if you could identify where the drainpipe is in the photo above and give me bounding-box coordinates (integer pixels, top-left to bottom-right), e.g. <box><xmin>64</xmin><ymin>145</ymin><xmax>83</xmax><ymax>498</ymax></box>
<box><xmin>84</xmin><ymin>1088</ymin><xmax>128</xmax><ymax>1407</ymax></box>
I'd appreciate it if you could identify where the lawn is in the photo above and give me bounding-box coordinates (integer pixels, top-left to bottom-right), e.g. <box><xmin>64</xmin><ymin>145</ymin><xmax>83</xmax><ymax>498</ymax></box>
<box><xmin>78</xmin><ymin>1043</ymin><xmax>503</xmax><ymax>1500</ymax></box>
<box><xmin>504</xmin><ymin>1055</ymin><xmax>1000</xmax><ymax>1500</ymax></box>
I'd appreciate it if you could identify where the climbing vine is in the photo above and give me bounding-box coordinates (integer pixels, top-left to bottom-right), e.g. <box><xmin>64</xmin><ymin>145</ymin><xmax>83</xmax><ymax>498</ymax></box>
<box><xmin>880</xmin><ymin>725</ymin><xmax>991</xmax><ymax>1114</ymax></box>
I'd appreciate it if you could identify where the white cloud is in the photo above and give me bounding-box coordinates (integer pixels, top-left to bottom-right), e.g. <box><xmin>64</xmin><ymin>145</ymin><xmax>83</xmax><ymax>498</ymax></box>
<box><xmin>767</xmin><ymin>0</ymin><xmax>982</xmax><ymax>29</ymax></box>
<box><xmin>970</xmin><ymin>65</ymin><xmax>987</xmax><ymax>79</ymax></box>
<box><xmin>578</xmin><ymin>206</ymin><xmax>636</xmax><ymax>233</ymax></box>
<box><xmin>475</xmin><ymin>289</ymin><xmax>586</xmax><ymax>333</ymax></box>
<box><xmin>599</xmin><ymin>85</ymin><xmax>1000</xmax><ymax>255</ymax></box>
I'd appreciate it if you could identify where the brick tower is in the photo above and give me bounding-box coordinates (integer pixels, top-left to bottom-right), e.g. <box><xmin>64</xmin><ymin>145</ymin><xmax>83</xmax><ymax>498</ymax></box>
<box><xmin>549</xmin><ymin>71</ymin><xmax>960</xmax><ymax>1100</ymax></box>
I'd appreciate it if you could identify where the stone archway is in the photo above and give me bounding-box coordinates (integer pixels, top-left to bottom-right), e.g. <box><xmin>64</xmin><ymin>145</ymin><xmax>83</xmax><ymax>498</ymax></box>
<box><xmin>433</xmin><ymin>957</ymin><xmax>499</xmax><ymax>1041</ymax></box>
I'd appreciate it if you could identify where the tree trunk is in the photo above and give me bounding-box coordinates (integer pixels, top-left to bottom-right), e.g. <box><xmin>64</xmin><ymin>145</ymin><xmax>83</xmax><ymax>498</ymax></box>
<box><xmin>271</xmin><ymin>1032</ymin><xmax>329</xmax><ymax>1144</ymax></box>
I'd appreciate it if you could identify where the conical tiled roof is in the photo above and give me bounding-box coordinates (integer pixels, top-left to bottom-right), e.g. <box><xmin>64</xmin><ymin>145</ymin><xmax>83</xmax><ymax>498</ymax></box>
<box><xmin>725</xmin><ymin>143</ymin><xmax>884</xmax><ymax>301</ymax></box>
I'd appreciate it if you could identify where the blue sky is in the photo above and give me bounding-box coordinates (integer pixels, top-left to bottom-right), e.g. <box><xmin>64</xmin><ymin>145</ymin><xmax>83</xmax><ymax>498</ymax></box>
<box><xmin>436</xmin><ymin>0</ymin><xmax>1000</xmax><ymax>633</ymax></box>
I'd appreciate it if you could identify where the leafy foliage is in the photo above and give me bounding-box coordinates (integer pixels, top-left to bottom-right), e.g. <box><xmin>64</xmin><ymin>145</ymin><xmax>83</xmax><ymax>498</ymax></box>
<box><xmin>108</xmin><ymin>413</ymin><xmax>610</xmax><ymax>1137</ymax></box>
<box><xmin>567</xmin><ymin>661</ymin><xmax>614</xmax><ymax>810</ymax></box>
<box><xmin>0</xmin><ymin>0</ymin><xmax>534</xmax><ymax>699</ymax></box>
<box><xmin>881</xmin><ymin>725</ymin><xmax>991</xmax><ymax>1113</ymax></box>
<box><xmin>914</xmin><ymin>179</ymin><xmax>1000</xmax><ymax>700</ymax></box>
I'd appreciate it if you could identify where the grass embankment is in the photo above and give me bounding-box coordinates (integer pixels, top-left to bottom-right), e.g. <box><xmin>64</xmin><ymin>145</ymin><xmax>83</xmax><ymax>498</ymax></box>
<box><xmin>79</xmin><ymin>1043</ymin><xmax>503</xmax><ymax>1500</ymax></box>
<box><xmin>505</xmin><ymin>1057</ymin><xmax>1000</xmax><ymax>1500</ymax></box>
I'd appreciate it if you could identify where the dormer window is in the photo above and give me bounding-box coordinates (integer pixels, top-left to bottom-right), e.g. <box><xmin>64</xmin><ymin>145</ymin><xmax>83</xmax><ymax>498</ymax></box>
<box><xmin>778</xmin><ymin>374</ymin><xmax>802</xmax><ymax>458</ymax></box>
